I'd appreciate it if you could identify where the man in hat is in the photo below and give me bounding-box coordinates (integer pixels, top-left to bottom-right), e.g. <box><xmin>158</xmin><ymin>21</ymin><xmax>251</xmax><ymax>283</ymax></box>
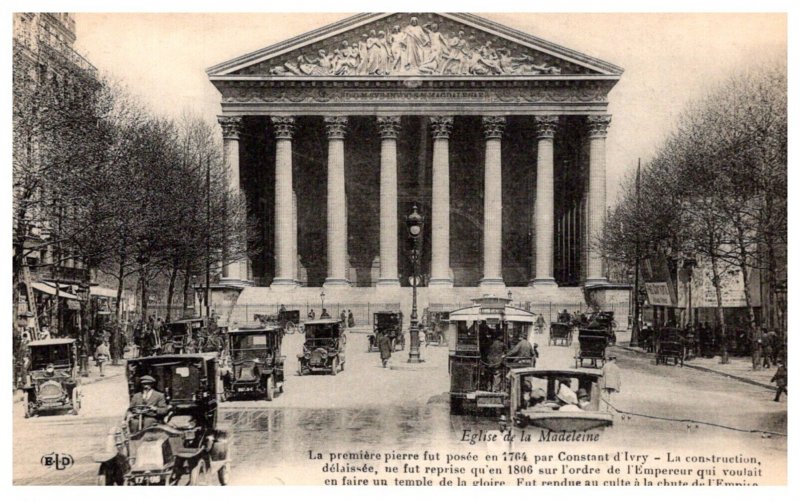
<box><xmin>378</xmin><ymin>331</ymin><xmax>393</xmax><ymax>368</ymax></box>
<box><xmin>506</xmin><ymin>335</ymin><xmax>536</xmax><ymax>366</ymax></box>
<box><xmin>577</xmin><ymin>389</ymin><xmax>592</xmax><ymax>410</ymax></box>
<box><xmin>129</xmin><ymin>375</ymin><xmax>169</xmax><ymax>430</ymax></box>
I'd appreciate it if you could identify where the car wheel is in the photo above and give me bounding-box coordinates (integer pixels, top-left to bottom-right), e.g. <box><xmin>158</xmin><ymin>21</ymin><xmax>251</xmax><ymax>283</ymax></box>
<box><xmin>265</xmin><ymin>376</ymin><xmax>274</xmax><ymax>401</ymax></box>
<box><xmin>450</xmin><ymin>396</ymin><xmax>465</xmax><ymax>415</ymax></box>
<box><xmin>189</xmin><ymin>458</ymin><xmax>209</xmax><ymax>486</ymax></box>
<box><xmin>286</xmin><ymin>321</ymin><xmax>295</xmax><ymax>334</ymax></box>
<box><xmin>218</xmin><ymin>465</ymin><xmax>230</xmax><ymax>486</ymax></box>
<box><xmin>72</xmin><ymin>388</ymin><xmax>81</xmax><ymax>415</ymax></box>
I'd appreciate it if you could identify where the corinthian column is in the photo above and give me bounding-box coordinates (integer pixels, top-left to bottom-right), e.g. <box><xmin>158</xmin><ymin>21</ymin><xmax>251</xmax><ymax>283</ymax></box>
<box><xmin>324</xmin><ymin>116</ymin><xmax>350</xmax><ymax>287</ymax></box>
<box><xmin>586</xmin><ymin>115</ymin><xmax>611</xmax><ymax>285</ymax></box>
<box><xmin>271</xmin><ymin>116</ymin><xmax>296</xmax><ymax>287</ymax></box>
<box><xmin>480</xmin><ymin>116</ymin><xmax>506</xmax><ymax>289</ymax></box>
<box><xmin>531</xmin><ymin>115</ymin><xmax>558</xmax><ymax>287</ymax></box>
<box><xmin>429</xmin><ymin>116</ymin><xmax>453</xmax><ymax>287</ymax></box>
<box><xmin>218</xmin><ymin>115</ymin><xmax>249</xmax><ymax>285</ymax></box>
<box><xmin>376</xmin><ymin>116</ymin><xmax>401</xmax><ymax>288</ymax></box>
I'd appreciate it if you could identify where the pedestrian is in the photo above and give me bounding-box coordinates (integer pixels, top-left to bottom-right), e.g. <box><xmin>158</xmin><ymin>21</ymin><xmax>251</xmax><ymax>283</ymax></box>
<box><xmin>770</xmin><ymin>361</ymin><xmax>787</xmax><ymax>402</ymax></box>
<box><xmin>535</xmin><ymin>314</ymin><xmax>545</xmax><ymax>335</ymax></box>
<box><xmin>347</xmin><ymin>310</ymin><xmax>355</xmax><ymax>328</ymax></box>
<box><xmin>320</xmin><ymin>308</ymin><xmax>331</xmax><ymax>319</ymax></box>
<box><xmin>378</xmin><ymin>332</ymin><xmax>392</xmax><ymax>368</ymax></box>
<box><xmin>601</xmin><ymin>356</ymin><xmax>621</xmax><ymax>410</ymax></box>
<box><xmin>95</xmin><ymin>338</ymin><xmax>111</xmax><ymax>377</ymax></box>
<box><xmin>40</xmin><ymin>324</ymin><xmax>51</xmax><ymax>339</ymax></box>
<box><xmin>750</xmin><ymin>322</ymin><xmax>763</xmax><ymax>371</ymax></box>
<box><xmin>762</xmin><ymin>326</ymin><xmax>773</xmax><ymax>369</ymax></box>
<box><xmin>340</xmin><ymin>310</ymin><xmax>347</xmax><ymax>324</ymax></box>
<box><xmin>308</xmin><ymin>309</ymin><xmax>316</xmax><ymax>319</ymax></box>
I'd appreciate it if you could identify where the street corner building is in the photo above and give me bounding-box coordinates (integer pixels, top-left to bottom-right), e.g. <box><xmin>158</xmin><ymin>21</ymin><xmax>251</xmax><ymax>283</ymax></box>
<box><xmin>205</xmin><ymin>13</ymin><xmax>625</xmax><ymax>321</ymax></box>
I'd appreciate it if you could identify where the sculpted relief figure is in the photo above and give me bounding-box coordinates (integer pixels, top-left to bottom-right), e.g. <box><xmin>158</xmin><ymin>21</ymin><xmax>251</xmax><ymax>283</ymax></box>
<box><xmin>402</xmin><ymin>17</ymin><xmax>430</xmax><ymax>70</ymax></box>
<box><xmin>267</xmin><ymin>16</ymin><xmax>563</xmax><ymax>76</ymax></box>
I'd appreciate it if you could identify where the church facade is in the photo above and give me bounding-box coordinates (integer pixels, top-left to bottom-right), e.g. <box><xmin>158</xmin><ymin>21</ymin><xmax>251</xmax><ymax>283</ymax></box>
<box><xmin>207</xmin><ymin>13</ymin><xmax>623</xmax><ymax>303</ymax></box>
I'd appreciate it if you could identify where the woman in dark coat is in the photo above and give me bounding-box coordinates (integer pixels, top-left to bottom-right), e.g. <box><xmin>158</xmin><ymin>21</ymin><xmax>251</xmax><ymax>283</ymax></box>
<box><xmin>378</xmin><ymin>332</ymin><xmax>393</xmax><ymax>368</ymax></box>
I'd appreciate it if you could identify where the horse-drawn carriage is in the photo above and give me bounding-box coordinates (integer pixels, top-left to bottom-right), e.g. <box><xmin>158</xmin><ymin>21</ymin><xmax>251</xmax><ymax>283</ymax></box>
<box><xmin>369</xmin><ymin>311</ymin><xmax>404</xmax><ymax>352</ymax></box>
<box><xmin>655</xmin><ymin>327</ymin><xmax>686</xmax><ymax>366</ymax></box>
<box><xmin>548</xmin><ymin>322</ymin><xmax>573</xmax><ymax>346</ymax></box>
<box><xmin>575</xmin><ymin>328</ymin><xmax>608</xmax><ymax>368</ymax></box>
<box><xmin>254</xmin><ymin>309</ymin><xmax>303</xmax><ymax>334</ymax></box>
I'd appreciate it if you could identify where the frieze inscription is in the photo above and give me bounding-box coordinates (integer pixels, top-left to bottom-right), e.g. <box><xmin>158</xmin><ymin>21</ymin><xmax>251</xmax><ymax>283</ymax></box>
<box><xmin>219</xmin><ymin>84</ymin><xmax>611</xmax><ymax>105</ymax></box>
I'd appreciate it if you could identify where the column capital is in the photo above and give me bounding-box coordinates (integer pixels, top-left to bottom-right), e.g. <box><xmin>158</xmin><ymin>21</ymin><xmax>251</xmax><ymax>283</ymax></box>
<box><xmin>271</xmin><ymin>116</ymin><xmax>296</xmax><ymax>139</ymax></box>
<box><xmin>376</xmin><ymin>115</ymin><xmax>401</xmax><ymax>139</ymax></box>
<box><xmin>324</xmin><ymin>115</ymin><xmax>348</xmax><ymax>139</ymax></box>
<box><xmin>534</xmin><ymin>115</ymin><xmax>559</xmax><ymax>139</ymax></box>
<box><xmin>586</xmin><ymin>114</ymin><xmax>612</xmax><ymax>138</ymax></box>
<box><xmin>482</xmin><ymin>115</ymin><xmax>506</xmax><ymax>139</ymax></box>
<box><xmin>218</xmin><ymin>115</ymin><xmax>243</xmax><ymax>140</ymax></box>
<box><xmin>430</xmin><ymin>116</ymin><xmax>454</xmax><ymax>139</ymax></box>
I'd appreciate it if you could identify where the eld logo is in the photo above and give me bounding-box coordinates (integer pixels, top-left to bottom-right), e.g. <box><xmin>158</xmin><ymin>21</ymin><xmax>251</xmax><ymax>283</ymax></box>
<box><xmin>41</xmin><ymin>452</ymin><xmax>74</xmax><ymax>470</ymax></box>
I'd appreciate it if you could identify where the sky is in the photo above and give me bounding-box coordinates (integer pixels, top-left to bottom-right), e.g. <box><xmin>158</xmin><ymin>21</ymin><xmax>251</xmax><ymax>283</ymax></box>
<box><xmin>69</xmin><ymin>11</ymin><xmax>786</xmax><ymax>205</ymax></box>
<box><xmin>70</xmin><ymin>12</ymin><xmax>787</xmax><ymax>204</ymax></box>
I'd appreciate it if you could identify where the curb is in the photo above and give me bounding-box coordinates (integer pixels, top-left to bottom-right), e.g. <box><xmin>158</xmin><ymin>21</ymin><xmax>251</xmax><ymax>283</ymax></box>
<box><xmin>615</xmin><ymin>345</ymin><xmax>777</xmax><ymax>391</ymax></box>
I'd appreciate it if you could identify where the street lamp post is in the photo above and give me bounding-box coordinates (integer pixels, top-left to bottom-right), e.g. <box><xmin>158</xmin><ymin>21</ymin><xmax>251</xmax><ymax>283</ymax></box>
<box><xmin>320</xmin><ymin>290</ymin><xmax>326</xmax><ymax>313</ymax></box>
<box><xmin>406</xmin><ymin>203</ymin><xmax>424</xmax><ymax>364</ymax></box>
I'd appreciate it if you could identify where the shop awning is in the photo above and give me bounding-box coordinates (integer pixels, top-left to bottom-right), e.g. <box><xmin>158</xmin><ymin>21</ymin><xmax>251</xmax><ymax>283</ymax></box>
<box><xmin>31</xmin><ymin>282</ymin><xmax>80</xmax><ymax>301</ymax></box>
<box><xmin>90</xmin><ymin>286</ymin><xmax>119</xmax><ymax>298</ymax></box>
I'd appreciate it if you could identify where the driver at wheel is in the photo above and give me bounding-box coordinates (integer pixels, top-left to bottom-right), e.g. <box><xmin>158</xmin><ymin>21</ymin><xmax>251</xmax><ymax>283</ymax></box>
<box><xmin>130</xmin><ymin>375</ymin><xmax>169</xmax><ymax>430</ymax></box>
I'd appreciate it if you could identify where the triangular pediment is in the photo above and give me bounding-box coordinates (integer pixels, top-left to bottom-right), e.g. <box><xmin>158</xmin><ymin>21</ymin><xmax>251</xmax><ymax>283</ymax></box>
<box><xmin>208</xmin><ymin>13</ymin><xmax>623</xmax><ymax>78</ymax></box>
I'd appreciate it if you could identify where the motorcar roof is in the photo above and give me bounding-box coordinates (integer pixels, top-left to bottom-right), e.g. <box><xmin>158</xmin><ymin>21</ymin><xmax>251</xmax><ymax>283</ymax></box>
<box><xmin>28</xmin><ymin>338</ymin><xmax>76</xmax><ymax>347</ymax></box>
<box><xmin>509</xmin><ymin>367</ymin><xmax>603</xmax><ymax>378</ymax></box>
<box><xmin>229</xmin><ymin>325</ymin><xmax>282</xmax><ymax>334</ymax></box>
<box><xmin>374</xmin><ymin>311</ymin><xmax>401</xmax><ymax>314</ymax></box>
<box><xmin>304</xmin><ymin>319</ymin><xmax>342</xmax><ymax>325</ymax></box>
<box><xmin>129</xmin><ymin>352</ymin><xmax>217</xmax><ymax>363</ymax></box>
<box><xmin>166</xmin><ymin>318</ymin><xmax>205</xmax><ymax>325</ymax></box>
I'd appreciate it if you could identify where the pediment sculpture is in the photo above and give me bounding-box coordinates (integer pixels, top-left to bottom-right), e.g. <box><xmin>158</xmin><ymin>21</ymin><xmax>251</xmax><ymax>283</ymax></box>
<box><xmin>268</xmin><ymin>15</ymin><xmax>562</xmax><ymax>77</ymax></box>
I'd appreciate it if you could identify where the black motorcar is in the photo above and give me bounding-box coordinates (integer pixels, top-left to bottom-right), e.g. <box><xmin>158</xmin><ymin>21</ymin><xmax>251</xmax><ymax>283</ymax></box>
<box><xmin>223</xmin><ymin>325</ymin><xmax>285</xmax><ymax>400</ymax></box>
<box><xmin>22</xmin><ymin>338</ymin><xmax>81</xmax><ymax>417</ymax></box>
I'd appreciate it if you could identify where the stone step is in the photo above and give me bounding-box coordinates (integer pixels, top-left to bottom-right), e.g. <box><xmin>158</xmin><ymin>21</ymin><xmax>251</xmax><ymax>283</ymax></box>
<box><xmin>221</xmin><ymin>285</ymin><xmax>595</xmax><ymax>329</ymax></box>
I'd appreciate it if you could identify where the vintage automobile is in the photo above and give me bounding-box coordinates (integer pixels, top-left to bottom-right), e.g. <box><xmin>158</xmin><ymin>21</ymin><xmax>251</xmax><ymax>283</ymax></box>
<box><xmin>548</xmin><ymin>322</ymin><xmax>573</xmax><ymax>346</ymax></box>
<box><xmin>94</xmin><ymin>354</ymin><xmax>230</xmax><ymax>485</ymax></box>
<box><xmin>447</xmin><ymin>296</ymin><xmax>536</xmax><ymax>415</ymax></box>
<box><xmin>655</xmin><ymin>327</ymin><xmax>686</xmax><ymax>366</ymax></box>
<box><xmin>297</xmin><ymin>319</ymin><xmax>346</xmax><ymax>375</ymax></box>
<box><xmin>507</xmin><ymin>368</ymin><xmax>613</xmax><ymax>432</ymax></box>
<box><xmin>368</xmin><ymin>311</ymin><xmax>404</xmax><ymax>352</ymax></box>
<box><xmin>161</xmin><ymin>318</ymin><xmax>207</xmax><ymax>354</ymax></box>
<box><xmin>223</xmin><ymin>324</ymin><xmax>285</xmax><ymax>400</ymax></box>
<box><xmin>424</xmin><ymin>309</ymin><xmax>449</xmax><ymax>346</ymax></box>
<box><xmin>22</xmin><ymin>338</ymin><xmax>81</xmax><ymax>418</ymax></box>
<box><xmin>575</xmin><ymin>328</ymin><xmax>608</xmax><ymax>368</ymax></box>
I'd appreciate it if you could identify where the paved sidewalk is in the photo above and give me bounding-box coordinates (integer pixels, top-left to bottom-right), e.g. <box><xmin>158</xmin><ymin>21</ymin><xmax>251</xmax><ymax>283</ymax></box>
<box><xmin>617</xmin><ymin>344</ymin><xmax>780</xmax><ymax>390</ymax></box>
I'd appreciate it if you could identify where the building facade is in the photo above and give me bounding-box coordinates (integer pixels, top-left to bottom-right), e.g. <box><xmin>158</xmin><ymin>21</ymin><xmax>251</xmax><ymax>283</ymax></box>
<box><xmin>207</xmin><ymin>13</ymin><xmax>623</xmax><ymax>307</ymax></box>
